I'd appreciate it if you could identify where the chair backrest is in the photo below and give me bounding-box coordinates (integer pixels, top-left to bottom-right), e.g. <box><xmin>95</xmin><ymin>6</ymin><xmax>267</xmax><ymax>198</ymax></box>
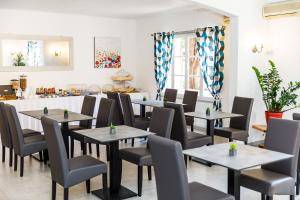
<box><xmin>96</xmin><ymin>98</ymin><xmax>115</xmax><ymax>128</ymax></box>
<box><xmin>262</xmin><ymin>118</ymin><xmax>300</xmax><ymax>178</ymax></box>
<box><xmin>149</xmin><ymin>135</ymin><xmax>190</xmax><ymax>200</ymax></box>
<box><xmin>182</xmin><ymin>90</ymin><xmax>198</xmax><ymax>112</ymax></box>
<box><xmin>0</xmin><ymin>102</ymin><xmax>12</xmax><ymax>148</ymax></box>
<box><xmin>164</xmin><ymin>102</ymin><xmax>188</xmax><ymax>149</ymax></box>
<box><xmin>79</xmin><ymin>96</ymin><xmax>96</xmax><ymax>128</ymax></box>
<box><xmin>119</xmin><ymin>94</ymin><xmax>135</xmax><ymax>127</ymax></box>
<box><xmin>293</xmin><ymin>113</ymin><xmax>300</xmax><ymax>121</ymax></box>
<box><xmin>164</xmin><ymin>88</ymin><xmax>178</xmax><ymax>102</ymax></box>
<box><xmin>229</xmin><ymin>96</ymin><xmax>254</xmax><ymax>132</ymax></box>
<box><xmin>149</xmin><ymin>107</ymin><xmax>174</xmax><ymax>139</ymax></box>
<box><xmin>4</xmin><ymin>104</ymin><xmax>24</xmax><ymax>155</ymax></box>
<box><xmin>41</xmin><ymin>117</ymin><xmax>69</xmax><ymax>186</ymax></box>
<box><xmin>107</xmin><ymin>92</ymin><xmax>124</xmax><ymax>125</ymax></box>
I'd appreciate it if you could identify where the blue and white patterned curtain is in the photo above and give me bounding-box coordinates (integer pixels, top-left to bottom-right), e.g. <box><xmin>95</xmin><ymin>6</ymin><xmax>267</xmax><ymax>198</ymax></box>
<box><xmin>154</xmin><ymin>32</ymin><xmax>174</xmax><ymax>100</ymax></box>
<box><xmin>196</xmin><ymin>26</ymin><xmax>225</xmax><ymax>127</ymax></box>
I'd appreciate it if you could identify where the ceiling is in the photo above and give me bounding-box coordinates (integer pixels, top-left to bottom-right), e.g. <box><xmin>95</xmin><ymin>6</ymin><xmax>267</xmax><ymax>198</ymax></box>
<box><xmin>0</xmin><ymin>0</ymin><xmax>204</xmax><ymax>18</ymax></box>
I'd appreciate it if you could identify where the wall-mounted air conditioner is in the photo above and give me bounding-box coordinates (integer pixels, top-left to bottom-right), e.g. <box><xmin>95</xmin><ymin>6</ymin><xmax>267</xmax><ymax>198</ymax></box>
<box><xmin>263</xmin><ymin>0</ymin><xmax>300</xmax><ymax>18</ymax></box>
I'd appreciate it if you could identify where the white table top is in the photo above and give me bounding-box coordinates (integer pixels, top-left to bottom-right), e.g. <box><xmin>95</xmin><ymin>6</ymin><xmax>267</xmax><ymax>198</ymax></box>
<box><xmin>183</xmin><ymin>143</ymin><xmax>293</xmax><ymax>171</ymax></box>
<box><xmin>74</xmin><ymin>125</ymin><xmax>153</xmax><ymax>143</ymax></box>
<box><xmin>185</xmin><ymin>111</ymin><xmax>242</xmax><ymax>120</ymax></box>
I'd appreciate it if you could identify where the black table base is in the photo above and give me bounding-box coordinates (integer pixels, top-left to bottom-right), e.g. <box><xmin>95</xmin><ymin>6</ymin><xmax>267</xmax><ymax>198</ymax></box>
<box><xmin>228</xmin><ymin>169</ymin><xmax>241</xmax><ymax>200</ymax></box>
<box><xmin>92</xmin><ymin>186</ymin><xmax>137</xmax><ymax>200</ymax></box>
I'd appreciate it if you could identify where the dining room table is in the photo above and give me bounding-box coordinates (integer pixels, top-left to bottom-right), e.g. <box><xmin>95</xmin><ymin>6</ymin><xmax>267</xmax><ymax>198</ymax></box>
<box><xmin>184</xmin><ymin>111</ymin><xmax>242</xmax><ymax>144</ymax></box>
<box><xmin>74</xmin><ymin>125</ymin><xmax>153</xmax><ymax>200</ymax></box>
<box><xmin>131</xmin><ymin>99</ymin><xmax>186</xmax><ymax>118</ymax></box>
<box><xmin>19</xmin><ymin>109</ymin><xmax>94</xmax><ymax>158</ymax></box>
<box><xmin>183</xmin><ymin>143</ymin><xmax>293</xmax><ymax>200</ymax></box>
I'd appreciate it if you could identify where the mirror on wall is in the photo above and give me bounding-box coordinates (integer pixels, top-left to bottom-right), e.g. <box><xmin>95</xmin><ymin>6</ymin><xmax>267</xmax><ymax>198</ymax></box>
<box><xmin>0</xmin><ymin>34</ymin><xmax>73</xmax><ymax>71</ymax></box>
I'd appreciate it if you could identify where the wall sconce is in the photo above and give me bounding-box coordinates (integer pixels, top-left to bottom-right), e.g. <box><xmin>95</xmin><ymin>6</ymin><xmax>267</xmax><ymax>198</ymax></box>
<box><xmin>252</xmin><ymin>44</ymin><xmax>264</xmax><ymax>53</ymax></box>
<box><xmin>50</xmin><ymin>46</ymin><xmax>62</xmax><ymax>57</ymax></box>
<box><xmin>54</xmin><ymin>51</ymin><xmax>61</xmax><ymax>56</ymax></box>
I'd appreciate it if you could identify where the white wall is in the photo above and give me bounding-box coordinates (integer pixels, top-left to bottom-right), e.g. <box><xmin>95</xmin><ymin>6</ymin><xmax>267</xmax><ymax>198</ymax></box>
<box><xmin>0</xmin><ymin>9</ymin><xmax>137</xmax><ymax>91</ymax></box>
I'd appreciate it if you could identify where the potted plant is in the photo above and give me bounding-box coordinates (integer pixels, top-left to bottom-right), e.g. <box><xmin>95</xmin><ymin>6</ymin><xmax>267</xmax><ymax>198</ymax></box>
<box><xmin>253</xmin><ymin>60</ymin><xmax>300</xmax><ymax>123</ymax></box>
<box><xmin>229</xmin><ymin>143</ymin><xmax>238</xmax><ymax>157</ymax></box>
<box><xmin>64</xmin><ymin>109</ymin><xmax>69</xmax><ymax>119</ymax></box>
<box><xmin>206</xmin><ymin>107</ymin><xmax>211</xmax><ymax>116</ymax></box>
<box><xmin>110</xmin><ymin>123</ymin><xmax>116</xmax><ymax>134</ymax></box>
<box><xmin>143</xmin><ymin>96</ymin><xmax>147</xmax><ymax>101</ymax></box>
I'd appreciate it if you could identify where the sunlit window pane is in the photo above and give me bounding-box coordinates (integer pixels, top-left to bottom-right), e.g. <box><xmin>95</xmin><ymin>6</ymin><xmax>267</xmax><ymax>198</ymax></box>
<box><xmin>188</xmin><ymin>37</ymin><xmax>198</xmax><ymax>57</ymax></box>
<box><xmin>174</xmin><ymin>76</ymin><xmax>185</xmax><ymax>94</ymax></box>
<box><xmin>189</xmin><ymin>57</ymin><xmax>200</xmax><ymax>76</ymax></box>
<box><xmin>174</xmin><ymin>56</ymin><xmax>185</xmax><ymax>76</ymax></box>
<box><xmin>174</xmin><ymin>38</ymin><xmax>185</xmax><ymax>57</ymax></box>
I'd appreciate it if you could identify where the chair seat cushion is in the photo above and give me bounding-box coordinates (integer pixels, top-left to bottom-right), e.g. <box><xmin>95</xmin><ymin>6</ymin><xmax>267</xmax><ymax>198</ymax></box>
<box><xmin>22</xmin><ymin>129</ymin><xmax>41</xmax><ymax>137</ymax></box>
<box><xmin>185</xmin><ymin>116</ymin><xmax>194</xmax><ymax>126</ymax></box>
<box><xmin>119</xmin><ymin>147</ymin><xmax>152</xmax><ymax>166</ymax></box>
<box><xmin>240</xmin><ymin>168</ymin><xmax>295</xmax><ymax>196</ymax></box>
<box><xmin>186</xmin><ymin>132</ymin><xmax>211</xmax><ymax>149</ymax></box>
<box><xmin>66</xmin><ymin>155</ymin><xmax>107</xmax><ymax>187</ymax></box>
<box><xmin>22</xmin><ymin>135</ymin><xmax>47</xmax><ymax>156</ymax></box>
<box><xmin>134</xmin><ymin>117</ymin><xmax>150</xmax><ymax>130</ymax></box>
<box><xmin>189</xmin><ymin>182</ymin><xmax>234</xmax><ymax>200</ymax></box>
<box><xmin>214</xmin><ymin>127</ymin><xmax>247</xmax><ymax>141</ymax></box>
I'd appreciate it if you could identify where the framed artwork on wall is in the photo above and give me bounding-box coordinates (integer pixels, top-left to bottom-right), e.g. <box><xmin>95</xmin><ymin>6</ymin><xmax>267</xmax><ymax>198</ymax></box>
<box><xmin>94</xmin><ymin>37</ymin><xmax>121</xmax><ymax>69</ymax></box>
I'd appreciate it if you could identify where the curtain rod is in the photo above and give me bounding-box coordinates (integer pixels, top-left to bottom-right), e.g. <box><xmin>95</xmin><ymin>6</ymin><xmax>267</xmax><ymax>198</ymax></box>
<box><xmin>150</xmin><ymin>26</ymin><xmax>226</xmax><ymax>37</ymax></box>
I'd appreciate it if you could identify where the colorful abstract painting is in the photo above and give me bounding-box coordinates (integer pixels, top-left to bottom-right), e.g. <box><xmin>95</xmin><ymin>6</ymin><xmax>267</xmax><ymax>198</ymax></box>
<box><xmin>94</xmin><ymin>37</ymin><xmax>121</xmax><ymax>68</ymax></box>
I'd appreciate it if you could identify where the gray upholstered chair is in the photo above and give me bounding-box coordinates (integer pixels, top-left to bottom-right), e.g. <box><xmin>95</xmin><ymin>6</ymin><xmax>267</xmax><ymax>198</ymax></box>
<box><xmin>107</xmin><ymin>92</ymin><xmax>124</xmax><ymax>125</ymax></box>
<box><xmin>164</xmin><ymin>88</ymin><xmax>178</xmax><ymax>102</ymax></box>
<box><xmin>182</xmin><ymin>90</ymin><xmax>198</xmax><ymax>131</ymax></box>
<box><xmin>69</xmin><ymin>95</ymin><xmax>96</xmax><ymax>157</ymax></box>
<box><xmin>0</xmin><ymin>102</ymin><xmax>42</xmax><ymax>167</ymax></box>
<box><xmin>70</xmin><ymin>98</ymin><xmax>115</xmax><ymax>159</ymax></box>
<box><xmin>5</xmin><ymin>104</ymin><xmax>47</xmax><ymax>177</ymax></box>
<box><xmin>214</xmin><ymin>96</ymin><xmax>254</xmax><ymax>144</ymax></box>
<box><xmin>119</xmin><ymin>107</ymin><xmax>175</xmax><ymax>196</ymax></box>
<box><xmin>240</xmin><ymin>118</ymin><xmax>300</xmax><ymax>200</ymax></box>
<box><xmin>120</xmin><ymin>94</ymin><xmax>150</xmax><ymax>146</ymax></box>
<box><xmin>41</xmin><ymin>117</ymin><xmax>107</xmax><ymax>200</ymax></box>
<box><xmin>293</xmin><ymin>113</ymin><xmax>300</xmax><ymax>195</ymax></box>
<box><xmin>148</xmin><ymin>135</ymin><xmax>234</xmax><ymax>200</ymax></box>
<box><xmin>164</xmin><ymin>102</ymin><xmax>211</xmax><ymax>164</ymax></box>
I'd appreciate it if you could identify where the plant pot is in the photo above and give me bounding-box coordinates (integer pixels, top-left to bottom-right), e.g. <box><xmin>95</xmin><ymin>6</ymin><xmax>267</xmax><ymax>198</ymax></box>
<box><xmin>110</xmin><ymin>128</ymin><xmax>116</xmax><ymax>134</ymax></box>
<box><xmin>43</xmin><ymin>107</ymin><xmax>48</xmax><ymax>115</ymax></box>
<box><xmin>64</xmin><ymin>112</ymin><xmax>69</xmax><ymax>119</ymax></box>
<box><xmin>265</xmin><ymin>111</ymin><xmax>283</xmax><ymax>124</ymax></box>
<box><xmin>229</xmin><ymin>149</ymin><xmax>237</xmax><ymax>157</ymax></box>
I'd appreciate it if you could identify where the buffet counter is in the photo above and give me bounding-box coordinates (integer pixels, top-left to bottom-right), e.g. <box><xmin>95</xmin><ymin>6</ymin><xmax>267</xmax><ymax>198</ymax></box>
<box><xmin>0</xmin><ymin>93</ymin><xmax>147</xmax><ymax>131</ymax></box>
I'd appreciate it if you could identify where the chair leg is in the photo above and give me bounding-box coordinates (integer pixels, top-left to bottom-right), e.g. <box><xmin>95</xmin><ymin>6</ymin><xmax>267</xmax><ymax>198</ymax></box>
<box><xmin>290</xmin><ymin>195</ymin><xmax>295</xmax><ymax>200</ymax></box>
<box><xmin>106</xmin><ymin>145</ymin><xmax>110</xmax><ymax>161</ymax></box>
<box><xmin>189</xmin><ymin>156</ymin><xmax>192</xmax><ymax>161</ymax></box>
<box><xmin>261</xmin><ymin>194</ymin><xmax>266</xmax><ymax>200</ymax></box>
<box><xmin>9</xmin><ymin>147</ymin><xmax>13</xmax><ymax>167</ymax></box>
<box><xmin>296</xmin><ymin>172</ymin><xmax>300</xmax><ymax>195</ymax></box>
<box><xmin>147</xmin><ymin>166</ymin><xmax>152</xmax><ymax>180</ymax></box>
<box><xmin>96</xmin><ymin>144</ymin><xmax>100</xmax><ymax>158</ymax></box>
<box><xmin>20</xmin><ymin>156</ymin><xmax>24</xmax><ymax>177</ymax></box>
<box><xmin>191</xmin><ymin>124</ymin><xmax>194</xmax><ymax>132</ymax></box>
<box><xmin>86</xmin><ymin>179</ymin><xmax>90</xmax><ymax>193</ymax></box>
<box><xmin>70</xmin><ymin>139</ymin><xmax>74</xmax><ymax>158</ymax></box>
<box><xmin>102</xmin><ymin>173</ymin><xmax>108</xmax><ymax>199</ymax></box>
<box><xmin>266</xmin><ymin>196</ymin><xmax>273</xmax><ymax>200</ymax></box>
<box><xmin>52</xmin><ymin>181</ymin><xmax>56</xmax><ymax>200</ymax></box>
<box><xmin>83</xmin><ymin>143</ymin><xmax>87</xmax><ymax>155</ymax></box>
<box><xmin>131</xmin><ymin>138</ymin><xmax>135</xmax><ymax>147</ymax></box>
<box><xmin>229</xmin><ymin>138</ymin><xmax>233</xmax><ymax>142</ymax></box>
<box><xmin>125</xmin><ymin>139</ymin><xmax>127</xmax><ymax>144</ymax></box>
<box><xmin>2</xmin><ymin>146</ymin><xmax>5</xmax><ymax>162</ymax></box>
<box><xmin>138</xmin><ymin>166</ymin><xmax>143</xmax><ymax>196</ymax></box>
<box><xmin>43</xmin><ymin>150</ymin><xmax>48</xmax><ymax>165</ymax></box>
<box><xmin>184</xmin><ymin>155</ymin><xmax>188</xmax><ymax>167</ymax></box>
<box><xmin>88</xmin><ymin>143</ymin><xmax>92</xmax><ymax>154</ymax></box>
<box><xmin>14</xmin><ymin>154</ymin><xmax>18</xmax><ymax>171</ymax></box>
<box><xmin>64</xmin><ymin>188</ymin><xmax>69</xmax><ymax>200</ymax></box>
<box><xmin>244</xmin><ymin>140</ymin><xmax>248</xmax><ymax>145</ymax></box>
<box><xmin>39</xmin><ymin>151</ymin><xmax>43</xmax><ymax>161</ymax></box>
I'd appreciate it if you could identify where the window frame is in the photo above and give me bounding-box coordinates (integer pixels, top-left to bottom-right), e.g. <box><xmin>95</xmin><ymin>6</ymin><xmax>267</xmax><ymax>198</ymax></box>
<box><xmin>168</xmin><ymin>34</ymin><xmax>213</xmax><ymax>101</ymax></box>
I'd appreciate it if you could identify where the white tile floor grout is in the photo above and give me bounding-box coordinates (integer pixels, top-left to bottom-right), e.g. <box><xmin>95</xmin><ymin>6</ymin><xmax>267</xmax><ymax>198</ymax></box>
<box><xmin>0</xmin><ymin>134</ymin><xmax>298</xmax><ymax>200</ymax></box>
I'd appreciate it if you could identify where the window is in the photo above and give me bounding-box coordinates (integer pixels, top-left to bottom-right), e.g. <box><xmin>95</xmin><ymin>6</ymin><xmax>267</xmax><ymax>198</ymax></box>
<box><xmin>166</xmin><ymin>35</ymin><xmax>212</xmax><ymax>99</ymax></box>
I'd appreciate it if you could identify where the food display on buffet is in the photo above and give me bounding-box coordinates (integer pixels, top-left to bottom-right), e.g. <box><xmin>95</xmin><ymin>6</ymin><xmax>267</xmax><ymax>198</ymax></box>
<box><xmin>105</xmin><ymin>69</ymin><xmax>139</xmax><ymax>93</ymax></box>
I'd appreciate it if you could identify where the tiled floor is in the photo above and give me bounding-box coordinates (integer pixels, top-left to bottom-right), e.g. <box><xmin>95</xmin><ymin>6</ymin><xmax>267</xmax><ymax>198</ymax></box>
<box><xmin>0</xmin><ymin>134</ymin><xmax>298</xmax><ymax>200</ymax></box>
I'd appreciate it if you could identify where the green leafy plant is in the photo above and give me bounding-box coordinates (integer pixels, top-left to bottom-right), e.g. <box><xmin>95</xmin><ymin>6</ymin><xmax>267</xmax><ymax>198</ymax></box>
<box><xmin>110</xmin><ymin>123</ymin><xmax>116</xmax><ymax>129</ymax></box>
<box><xmin>253</xmin><ymin>60</ymin><xmax>300</xmax><ymax>112</ymax></box>
<box><xmin>12</xmin><ymin>52</ymin><xmax>26</xmax><ymax>66</ymax></box>
<box><xmin>229</xmin><ymin>143</ymin><xmax>238</xmax><ymax>151</ymax></box>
